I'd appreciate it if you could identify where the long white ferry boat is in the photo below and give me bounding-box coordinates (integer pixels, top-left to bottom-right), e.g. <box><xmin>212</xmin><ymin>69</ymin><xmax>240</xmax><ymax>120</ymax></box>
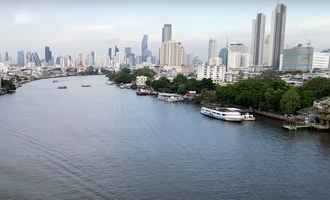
<box><xmin>200</xmin><ymin>107</ymin><xmax>244</xmax><ymax>122</ymax></box>
<box><xmin>158</xmin><ymin>93</ymin><xmax>184</xmax><ymax>103</ymax></box>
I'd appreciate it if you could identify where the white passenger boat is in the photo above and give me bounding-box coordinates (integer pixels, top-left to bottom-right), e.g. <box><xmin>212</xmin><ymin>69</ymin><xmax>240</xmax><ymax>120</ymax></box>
<box><xmin>158</xmin><ymin>93</ymin><xmax>184</xmax><ymax>103</ymax></box>
<box><xmin>200</xmin><ymin>107</ymin><xmax>243</xmax><ymax>122</ymax></box>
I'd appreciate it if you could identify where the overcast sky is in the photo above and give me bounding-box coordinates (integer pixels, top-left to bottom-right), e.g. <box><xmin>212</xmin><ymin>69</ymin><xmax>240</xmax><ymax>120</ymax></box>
<box><xmin>1</xmin><ymin>0</ymin><xmax>330</xmax><ymax>60</ymax></box>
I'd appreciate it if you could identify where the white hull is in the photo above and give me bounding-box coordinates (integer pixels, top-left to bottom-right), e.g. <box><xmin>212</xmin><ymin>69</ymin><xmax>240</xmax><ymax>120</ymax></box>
<box><xmin>201</xmin><ymin>107</ymin><xmax>243</xmax><ymax>122</ymax></box>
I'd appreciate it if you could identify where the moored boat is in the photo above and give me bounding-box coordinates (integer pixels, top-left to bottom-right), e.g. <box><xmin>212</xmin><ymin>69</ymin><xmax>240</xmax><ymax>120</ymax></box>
<box><xmin>158</xmin><ymin>93</ymin><xmax>184</xmax><ymax>102</ymax></box>
<box><xmin>57</xmin><ymin>86</ymin><xmax>67</xmax><ymax>89</ymax></box>
<box><xmin>136</xmin><ymin>88</ymin><xmax>156</xmax><ymax>96</ymax></box>
<box><xmin>200</xmin><ymin>107</ymin><xmax>243</xmax><ymax>122</ymax></box>
<box><xmin>242</xmin><ymin>113</ymin><xmax>256</xmax><ymax>121</ymax></box>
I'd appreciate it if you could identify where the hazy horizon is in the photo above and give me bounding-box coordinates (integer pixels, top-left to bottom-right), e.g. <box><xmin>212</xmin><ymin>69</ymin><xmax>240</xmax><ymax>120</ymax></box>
<box><xmin>1</xmin><ymin>0</ymin><xmax>330</xmax><ymax>61</ymax></box>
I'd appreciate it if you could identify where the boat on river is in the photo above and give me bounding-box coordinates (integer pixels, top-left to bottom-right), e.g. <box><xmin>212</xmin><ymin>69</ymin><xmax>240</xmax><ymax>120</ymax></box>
<box><xmin>158</xmin><ymin>93</ymin><xmax>184</xmax><ymax>103</ymax></box>
<box><xmin>81</xmin><ymin>84</ymin><xmax>91</xmax><ymax>87</ymax></box>
<box><xmin>200</xmin><ymin>107</ymin><xmax>244</xmax><ymax>122</ymax></box>
<box><xmin>136</xmin><ymin>88</ymin><xmax>158</xmax><ymax>96</ymax></box>
<box><xmin>57</xmin><ymin>86</ymin><xmax>67</xmax><ymax>89</ymax></box>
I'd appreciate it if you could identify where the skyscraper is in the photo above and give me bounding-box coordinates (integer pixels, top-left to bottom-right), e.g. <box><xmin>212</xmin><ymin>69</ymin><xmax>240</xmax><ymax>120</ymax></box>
<box><xmin>251</xmin><ymin>13</ymin><xmax>266</xmax><ymax>66</ymax></box>
<box><xmin>45</xmin><ymin>46</ymin><xmax>52</xmax><ymax>64</ymax></box>
<box><xmin>17</xmin><ymin>51</ymin><xmax>25</xmax><ymax>66</ymax></box>
<box><xmin>5</xmin><ymin>52</ymin><xmax>9</xmax><ymax>62</ymax></box>
<box><xmin>125</xmin><ymin>48</ymin><xmax>132</xmax><ymax>57</ymax></box>
<box><xmin>90</xmin><ymin>51</ymin><xmax>96</xmax><ymax>66</ymax></box>
<box><xmin>141</xmin><ymin>34</ymin><xmax>152</xmax><ymax>62</ymax></box>
<box><xmin>282</xmin><ymin>44</ymin><xmax>313</xmax><ymax>72</ymax></box>
<box><xmin>108</xmin><ymin>48</ymin><xmax>112</xmax><ymax>59</ymax></box>
<box><xmin>162</xmin><ymin>24</ymin><xmax>172</xmax><ymax>42</ymax></box>
<box><xmin>114</xmin><ymin>46</ymin><xmax>119</xmax><ymax>56</ymax></box>
<box><xmin>32</xmin><ymin>52</ymin><xmax>41</xmax><ymax>66</ymax></box>
<box><xmin>228</xmin><ymin>43</ymin><xmax>249</xmax><ymax>70</ymax></box>
<box><xmin>208</xmin><ymin>39</ymin><xmax>217</xmax><ymax>62</ymax></box>
<box><xmin>269</xmin><ymin>3</ymin><xmax>287</xmax><ymax>70</ymax></box>
<box><xmin>263</xmin><ymin>34</ymin><xmax>271</xmax><ymax>66</ymax></box>
<box><xmin>159</xmin><ymin>41</ymin><xmax>184</xmax><ymax>66</ymax></box>
<box><xmin>219</xmin><ymin>48</ymin><xmax>228</xmax><ymax>67</ymax></box>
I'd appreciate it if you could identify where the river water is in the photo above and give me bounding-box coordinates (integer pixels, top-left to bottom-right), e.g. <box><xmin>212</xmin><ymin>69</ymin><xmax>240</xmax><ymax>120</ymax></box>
<box><xmin>0</xmin><ymin>75</ymin><xmax>330</xmax><ymax>200</ymax></box>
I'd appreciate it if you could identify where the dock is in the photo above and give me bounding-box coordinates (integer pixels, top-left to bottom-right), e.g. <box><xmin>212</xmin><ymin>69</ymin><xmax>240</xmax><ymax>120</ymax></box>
<box><xmin>282</xmin><ymin>124</ymin><xmax>311</xmax><ymax>131</ymax></box>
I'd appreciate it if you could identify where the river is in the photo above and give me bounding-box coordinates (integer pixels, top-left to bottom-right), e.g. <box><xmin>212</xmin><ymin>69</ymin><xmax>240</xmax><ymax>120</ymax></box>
<box><xmin>0</xmin><ymin>75</ymin><xmax>330</xmax><ymax>200</ymax></box>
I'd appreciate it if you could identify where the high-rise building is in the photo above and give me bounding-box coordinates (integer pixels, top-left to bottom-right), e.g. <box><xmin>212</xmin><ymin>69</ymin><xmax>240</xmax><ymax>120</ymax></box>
<box><xmin>125</xmin><ymin>48</ymin><xmax>132</xmax><ymax>57</ymax></box>
<box><xmin>114</xmin><ymin>46</ymin><xmax>119</xmax><ymax>56</ymax></box>
<box><xmin>5</xmin><ymin>52</ymin><xmax>9</xmax><ymax>62</ymax></box>
<box><xmin>263</xmin><ymin>34</ymin><xmax>271</xmax><ymax>66</ymax></box>
<box><xmin>159</xmin><ymin>41</ymin><xmax>184</xmax><ymax>66</ymax></box>
<box><xmin>269</xmin><ymin>3</ymin><xmax>287</xmax><ymax>70</ymax></box>
<box><xmin>197</xmin><ymin>64</ymin><xmax>226</xmax><ymax>84</ymax></box>
<box><xmin>45</xmin><ymin>46</ymin><xmax>52</xmax><ymax>64</ymax></box>
<box><xmin>251</xmin><ymin>13</ymin><xmax>266</xmax><ymax>66</ymax></box>
<box><xmin>208</xmin><ymin>39</ymin><xmax>217</xmax><ymax>62</ymax></box>
<box><xmin>32</xmin><ymin>52</ymin><xmax>41</xmax><ymax>66</ymax></box>
<box><xmin>312</xmin><ymin>52</ymin><xmax>330</xmax><ymax>70</ymax></box>
<box><xmin>55</xmin><ymin>57</ymin><xmax>61</xmax><ymax>65</ymax></box>
<box><xmin>219</xmin><ymin>48</ymin><xmax>228</xmax><ymax>67</ymax></box>
<box><xmin>281</xmin><ymin>44</ymin><xmax>313</xmax><ymax>72</ymax></box>
<box><xmin>90</xmin><ymin>51</ymin><xmax>96</xmax><ymax>66</ymax></box>
<box><xmin>124</xmin><ymin>47</ymin><xmax>135</xmax><ymax>66</ymax></box>
<box><xmin>108</xmin><ymin>48</ymin><xmax>112</xmax><ymax>59</ymax></box>
<box><xmin>228</xmin><ymin>43</ymin><xmax>249</xmax><ymax>70</ymax></box>
<box><xmin>26</xmin><ymin>52</ymin><xmax>33</xmax><ymax>64</ymax></box>
<box><xmin>162</xmin><ymin>24</ymin><xmax>172</xmax><ymax>42</ymax></box>
<box><xmin>17</xmin><ymin>51</ymin><xmax>25</xmax><ymax>66</ymax></box>
<box><xmin>141</xmin><ymin>34</ymin><xmax>152</xmax><ymax>62</ymax></box>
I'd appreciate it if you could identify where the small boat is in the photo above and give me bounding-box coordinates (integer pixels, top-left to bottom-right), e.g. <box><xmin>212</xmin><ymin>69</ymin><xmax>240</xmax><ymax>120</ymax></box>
<box><xmin>119</xmin><ymin>83</ymin><xmax>132</xmax><ymax>89</ymax></box>
<box><xmin>136</xmin><ymin>88</ymin><xmax>158</xmax><ymax>96</ymax></box>
<box><xmin>200</xmin><ymin>107</ymin><xmax>243</xmax><ymax>122</ymax></box>
<box><xmin>242</xmin><ymin>113</ymin><xmax>256</xmax><ymax>121</ymax></box>
<box><xmin>81</xmin><ymin>84</ymin><xmax>91</xmax><ymax>87</ymax></box>
<box><xmin>52</xmin><ymin>80</ymin><xmax>59</xmax><ymax>83</ymax></box>
<box><xmin>57</xmin><ymin>86</ymin><xmax>67</xmax><ymax>89</ymax></box>
<box><xmin>158</xmin><ymin>93</ymin><xmax>184</xmax><ymax>102</ymax></box>
<box><xmin>106</xmin><ymin>81</ymin><xmax>115</xmax><ymax>85</ymax></box>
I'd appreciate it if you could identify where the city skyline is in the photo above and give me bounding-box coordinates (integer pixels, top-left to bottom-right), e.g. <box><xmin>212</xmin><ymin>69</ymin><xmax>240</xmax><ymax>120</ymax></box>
<box><xmin>0</xmin><ymin>1</ymin><xmax>330</xmax><ymax>60</ymax></box>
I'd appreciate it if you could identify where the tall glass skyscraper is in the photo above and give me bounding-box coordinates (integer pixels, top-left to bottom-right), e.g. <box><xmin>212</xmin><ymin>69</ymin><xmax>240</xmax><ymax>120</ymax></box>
<box><xmin>141</xmin><ymin>34</ymin><xmax>152</xmax><ymax>63</ymax></box>
<box><xmin>269</xmin><ymin>3</ymin><xmax>287</xmax><ymax>70</ymax></box>
<box><xmin>17</xmin><ymin>51</ymin><xmax>25</xmax><ymax>66</ymax></box>
<box><xmin>45</xmin><ymin>46</ymin><xmax>52</xmax><ymax>64</ymax></box>
<box><xmin>219</xmin><ymin>48</ymin><xmax>228</xmax><ymax>67</ymax></box>
<box><xmin>251</xmin><ymin>13</ymin><xmax>266</xmax><ymax>66</ymax></box>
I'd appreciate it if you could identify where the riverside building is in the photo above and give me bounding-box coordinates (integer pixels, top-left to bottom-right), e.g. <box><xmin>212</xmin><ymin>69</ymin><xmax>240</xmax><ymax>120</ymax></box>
<box><xmin>281</xmin><ymin>44</ymin><xmax>313</xmax><ymax>72</ymax></box>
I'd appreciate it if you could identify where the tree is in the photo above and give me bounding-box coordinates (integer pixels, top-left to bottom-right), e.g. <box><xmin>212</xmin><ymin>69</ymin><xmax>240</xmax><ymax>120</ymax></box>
<box><xmin>302</xmin><ymin>77</ymin><xmax>330</xmax><ymax>99</ymax></box>
<box><xmin>133</xmin><ymin>67</ymin><xmax>156</xmax><ymax>79</ymax></box>
<box><xmin>280</xmin><ymin>88</ymin><xmax>301</xmax><ymax>114</ymax></box>
<box><xmin>263</xmin><ymin>88</ymin><xmax>285</xmax><ymax>111</ymax></box>
<box><xmin>299</xmin><ymin>90</ymin><xmax>314</xmax><ymax>108</ymax></box>
<box><xmin>1</xmin><ymin>79</ymin><xmax>16</xmax><ymax>92</ymax></box>
<box><xmin>111</xmin><ymin>68</ymin><xmax>134</xmax><ymax>84</ymax></box>
<box><xmin>151</xmin><ymin>77</ymin><xmax>171</xmax><ymax>92</ymax></box>
<box><xmin>197</xmin><ymin>78</ymin><xmax>216</xmax><ymax>91</ymax></box>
